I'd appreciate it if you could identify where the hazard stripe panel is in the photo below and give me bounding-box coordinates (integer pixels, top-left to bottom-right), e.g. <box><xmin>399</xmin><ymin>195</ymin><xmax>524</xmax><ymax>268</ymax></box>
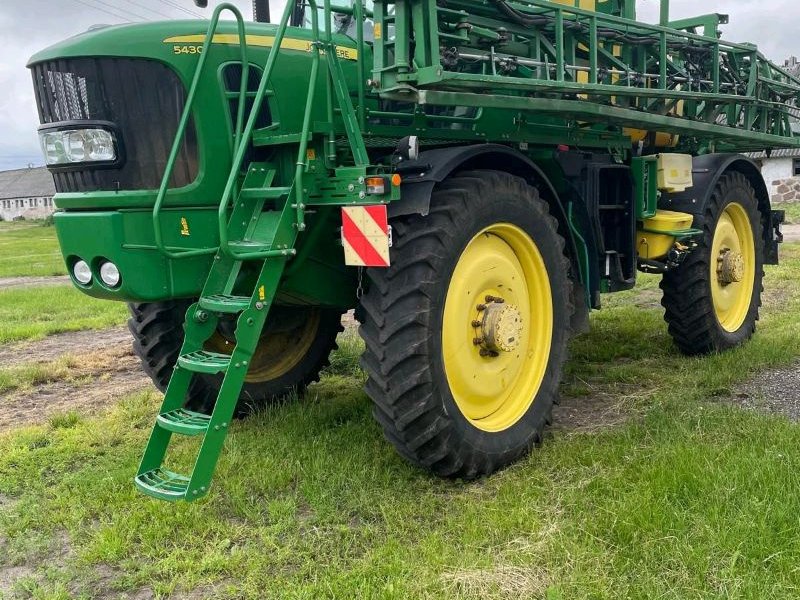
<box><xmin>341</xmin><ymin>205</ymin><xmax>390</xmax><ymax>267</ymax></box>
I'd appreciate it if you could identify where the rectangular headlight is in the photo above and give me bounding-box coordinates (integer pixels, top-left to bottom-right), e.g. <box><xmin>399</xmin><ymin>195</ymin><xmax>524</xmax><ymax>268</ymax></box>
<box><xmin>39</xmin><ymin>128</ymin><xmax>117</xmax><ymax>166</ymax></box>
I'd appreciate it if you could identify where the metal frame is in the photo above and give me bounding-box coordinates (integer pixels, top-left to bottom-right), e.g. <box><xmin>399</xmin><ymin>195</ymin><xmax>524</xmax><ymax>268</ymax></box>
<box><xmin>373</xmin><ymin>0</ymin><xmax>800</xmax><ymax>151</ymax></box>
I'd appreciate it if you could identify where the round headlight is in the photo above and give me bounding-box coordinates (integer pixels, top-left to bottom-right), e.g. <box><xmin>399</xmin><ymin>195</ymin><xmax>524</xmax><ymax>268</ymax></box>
<box><xmin>99</xmin><ymin>261</ymin><xmax>121</xmax><ymax>287</ymax></box>
<box><xmin>73</xmin><ymin>260</ymin><xmax>92</xmax><ymax>285</ymax></box>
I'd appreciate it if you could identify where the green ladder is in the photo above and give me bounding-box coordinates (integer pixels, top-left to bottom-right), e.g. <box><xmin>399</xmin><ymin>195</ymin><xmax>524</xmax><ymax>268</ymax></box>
<box><xmin>135</xmin><ymin>0</ymin><xmax>312</xmax><ymax>501</ymax></box>
<box><xmin>135</xmin><ymin>163</ymin><xmax>299</xmax><ymax>501</ymax></box>
<box><xmin>135</xmin><ymin>0</ymin><xmax>365</xmax><ymax>500</ymax></box>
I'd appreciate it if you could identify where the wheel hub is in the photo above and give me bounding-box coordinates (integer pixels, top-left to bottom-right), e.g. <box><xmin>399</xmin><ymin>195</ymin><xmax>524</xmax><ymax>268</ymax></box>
<box><xmin>717</xmin><ymin>248</ymin><xmax>745</xmax><ymax>285</ymax></box>
<box><xmin>474</xmin><ymin>296</ymin><xmax>523</xmax><ymax>356</ymax></box>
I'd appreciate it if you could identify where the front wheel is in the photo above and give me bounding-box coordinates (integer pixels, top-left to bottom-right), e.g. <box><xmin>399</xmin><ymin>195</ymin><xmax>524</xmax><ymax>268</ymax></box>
<box><xmin>359</xmin><ymin>170</ymin><xmax>573</xmax><ymax>478</ymax></box>
<box><xmin>128</xmin><ymin>302</ymin><xmax>344</xmax><ymax>416</ymax></box>
<box><xmin>660</xmin><ymin>171</ymin><xmax>765</xmax><ymax>354</ymax></box>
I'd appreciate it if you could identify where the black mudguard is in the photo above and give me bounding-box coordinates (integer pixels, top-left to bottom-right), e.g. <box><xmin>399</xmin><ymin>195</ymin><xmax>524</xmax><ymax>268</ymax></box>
<box><xmin>660</xmin><ymin>153</ymin><xmax>782</xmax><ymax>265</ymax></box>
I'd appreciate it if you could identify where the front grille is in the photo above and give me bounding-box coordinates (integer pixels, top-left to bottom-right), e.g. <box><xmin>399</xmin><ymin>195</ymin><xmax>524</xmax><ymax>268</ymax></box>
<box><xmin>31</xmin><ymin>58</ymin><xmax>198</xmax><ymax>192</ymax></box>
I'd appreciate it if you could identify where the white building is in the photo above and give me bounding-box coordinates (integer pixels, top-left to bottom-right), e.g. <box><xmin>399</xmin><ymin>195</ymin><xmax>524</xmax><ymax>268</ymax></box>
<box><xmin>746</xmin><ymin>149</ymin><xmax>800</xmax><ymax>205</ymax></box>
<box><xmin>0</xmin><ymin>167</ymin><xmax>56</xmax><ymax>221</ymax></box>
<box><xmin>741</xmin><ymin>57</ymin><xmax>800</xmax><ymax>204</ymax></box>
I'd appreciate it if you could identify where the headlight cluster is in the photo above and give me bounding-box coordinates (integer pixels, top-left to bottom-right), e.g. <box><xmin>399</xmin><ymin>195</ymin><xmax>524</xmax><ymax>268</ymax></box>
<box><xmin>39</xmin><ymin>128</ymin><xmax>117</xmax><ymax>166</ymax></box>
<box><xmin>72</xmin><ymin>259</ymin><xmax>121</xmax><ymax>288</ymax></box>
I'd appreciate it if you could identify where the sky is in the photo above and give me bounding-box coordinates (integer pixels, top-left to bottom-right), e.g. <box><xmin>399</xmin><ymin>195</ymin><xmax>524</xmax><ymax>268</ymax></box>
<box><xmin>1</xmin><ymin>0</ymin><xmax>799</xmax><ymax>171</ymax></box>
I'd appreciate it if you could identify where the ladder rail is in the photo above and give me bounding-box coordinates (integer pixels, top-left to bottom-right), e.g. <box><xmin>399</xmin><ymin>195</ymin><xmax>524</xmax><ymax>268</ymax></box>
<box><xmin>152</xmin><ymin>3</ymin><xmax>250</xmax><ymax>259</ymax></box>
<box><xmin>217</xmin><ymin>0</ymin><xmax>304</xmax><ymax>259</ymax></box>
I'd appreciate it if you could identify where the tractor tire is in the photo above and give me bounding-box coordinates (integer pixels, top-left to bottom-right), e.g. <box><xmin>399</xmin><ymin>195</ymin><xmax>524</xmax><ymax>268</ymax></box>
<box><xmin>359</xmin><ymin>170</ymin><xmax>573</xmax><ymax>479</ymax></box>
<box><xmin>128</xmin><ymin>301</ymin><xmax>344</xmax><ymax>416</ymax></box>
<box><xmin>660</xmin><ymin>171</ymin><xmax>765</xmax><ymax>355</ymax></box>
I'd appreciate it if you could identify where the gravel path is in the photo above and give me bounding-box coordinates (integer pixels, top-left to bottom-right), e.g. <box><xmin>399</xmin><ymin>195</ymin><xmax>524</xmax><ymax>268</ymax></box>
<box><xmin>0</xmin><ymin>275</ymin><xmax>70</xmax><ymax>289</ymax></box>
<box><xmin>733</xmin><ymin>363</ymin><xmax>800</xmax><ymax>420</ymax></box>
<box><xmin>783</xmin><ymin>224</ymin><xmax>800</xmax><ymax>243</ymax></box>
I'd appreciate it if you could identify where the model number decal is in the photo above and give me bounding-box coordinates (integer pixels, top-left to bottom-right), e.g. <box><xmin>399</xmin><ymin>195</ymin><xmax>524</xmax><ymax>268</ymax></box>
<box><xmin>163</xmin><ymin>34</ymin><xmax>359</xmax><ymax>61</ymax></box>
<box><xmin>173</xmin><ymin>44</ymin><xmax>203</xmax><ymax>55</ymax></box>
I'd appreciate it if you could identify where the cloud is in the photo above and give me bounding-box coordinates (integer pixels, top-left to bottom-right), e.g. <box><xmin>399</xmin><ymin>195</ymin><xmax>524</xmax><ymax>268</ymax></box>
<box><xmin>1</xmin><ymin>0</ymin><xmax>798</xmax><ymax>170</ymax></box>
<box><xmin>0</xmin><ymin>0</ymin><xmax>266</xmax><ymax>170</ymax></box>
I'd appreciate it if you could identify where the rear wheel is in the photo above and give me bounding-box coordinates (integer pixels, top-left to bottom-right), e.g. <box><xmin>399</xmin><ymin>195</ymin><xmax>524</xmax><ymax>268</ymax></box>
<box><xmin>660</xmin><ymin>171</ymin><xmax>764</xmax><ymax>354</ymax></box>
<box><xmin>359</xmin><ymin>170</ymin><xmax>572</xmax><ymax>478</ymax></box>
<box><xmin>128</xmin><ymin>302</ymin><xmax>343</xmax><ymax>416</ymax></box>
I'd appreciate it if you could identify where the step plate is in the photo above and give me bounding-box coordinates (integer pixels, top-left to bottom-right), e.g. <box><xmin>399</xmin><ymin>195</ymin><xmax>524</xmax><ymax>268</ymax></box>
<box><xmin>134</xmin><ymin>468</ymin><xmax>192</xmax><ymax>501</ymax></box>
<box><xmin>156</xmin><ymin>409</ymin><xmax>211</xmax><ymax>436</ymax></box>
<box><xmin>177</xmin><ymin>350</ymin><xmax>231</xmax><ymax>374</ymax></box>
<box><xmin>199</xmin><ymin>294</ymin><xmax>250</xmax><ymax>314</ymax></box>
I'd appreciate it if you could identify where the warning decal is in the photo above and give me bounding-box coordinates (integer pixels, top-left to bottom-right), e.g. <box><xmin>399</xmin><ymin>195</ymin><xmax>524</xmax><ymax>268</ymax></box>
<box><xmin>341</xmin><ymin>205</ymin><xmax>391</xmax><ymax>267</ymax></box>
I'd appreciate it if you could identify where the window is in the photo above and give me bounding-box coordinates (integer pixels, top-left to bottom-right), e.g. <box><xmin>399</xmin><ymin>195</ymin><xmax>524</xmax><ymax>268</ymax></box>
<box><xmin>221</xmin><ymin>64</ymin><xmax>272</xmax><ymax>132</ymax></box>
<box><xmin>794</xmin><ymin>158</ymin><xmax>800</xmax><ymax>176</ymax></box>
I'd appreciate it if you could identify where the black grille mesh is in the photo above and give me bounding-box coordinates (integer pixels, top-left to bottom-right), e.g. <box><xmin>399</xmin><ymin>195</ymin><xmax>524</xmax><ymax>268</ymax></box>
<box><xmin>31</xmin><ymin>58</ymin><xmax>198</xmax><ymax>192</ymax></box>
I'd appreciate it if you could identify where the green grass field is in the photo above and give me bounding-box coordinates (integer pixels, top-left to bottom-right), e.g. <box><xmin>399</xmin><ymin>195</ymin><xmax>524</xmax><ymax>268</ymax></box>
<box><xmin>1</xmin><ymin>244</ymin><xmax>799</xmax><ymax>598</ymax></box>
<box><xmin>0</xmin><ymin>285</ymin><xmax>127</xmax><ymax>344</ymax></box>
<box><xmin>0</xmin><ymin>221</ymin><xmax>66</xmax><ymax>278</ymax></box>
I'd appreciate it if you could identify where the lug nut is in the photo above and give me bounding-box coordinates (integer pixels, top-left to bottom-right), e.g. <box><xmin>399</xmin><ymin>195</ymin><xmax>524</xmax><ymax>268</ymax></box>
<box><xmin>471</xmin><ymin>320</ymin><xmax>482</xmax><ymax>328</ymax></box>
<box><xmin>485</xmin><ymin>295</ymin><xmax>496</xmax><ymax>302</ymax></box>
<box><xmin>476</xmin><ymin>303</ymin><xmax>487</xmax><ymax>311</ymax></box>
<box><xmin>473</xmin><ymin>337</ymin><xmax>483</xmax><ymax>345</ymax></box>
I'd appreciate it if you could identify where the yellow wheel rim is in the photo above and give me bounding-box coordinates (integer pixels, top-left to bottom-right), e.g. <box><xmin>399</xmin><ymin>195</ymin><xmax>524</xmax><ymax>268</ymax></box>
<box><xmin>710</xmin><ymin>202</ymin><xmax>756</xmax><ymax>332</ymax></box>
<box><xmin>206</xmin><ymin>309</ymin><xmax>321</xmax><ymax>383</ymax></box>
<box><xmin>442</xmin><ymin>223</ymin><xmax>553</xmax><ymax>432</ymax></box>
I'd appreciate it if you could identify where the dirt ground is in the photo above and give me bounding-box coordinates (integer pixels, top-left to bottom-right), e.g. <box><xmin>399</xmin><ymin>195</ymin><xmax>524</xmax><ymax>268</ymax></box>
<box><xmin>0</xmin><ymin>326</ymin><xmax>153</xmax><ymax>432</ymax></box>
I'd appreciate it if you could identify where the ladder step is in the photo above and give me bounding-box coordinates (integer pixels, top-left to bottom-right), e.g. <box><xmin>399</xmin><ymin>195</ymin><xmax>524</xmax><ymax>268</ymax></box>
<box><xmin>134</xmin><ymin>468</ymin><xmax>191</xmax><ymax>501</ymax></box>
<box><xmin>156</xmin><ymin>408</ymin><xmax>211</xmax><ymax>436</ymax></box>
<box><xmin>227</xmin><ymin>240</ymin><xmax>271</xmax><ymax>252</ymax></box>
<box><xmin>199</xmin><ymin>294</ymin><xmax>250</xmax><ymax>314</ymax></box>
<box><xmin>238</xmin><ymin>186</ymin><xmax>291</xmax><ymax>200</ymax></box>
<box><xmin>177</xmin><ymin>350</ymin><xmax>231</xmax><ymax>374</ymax></box>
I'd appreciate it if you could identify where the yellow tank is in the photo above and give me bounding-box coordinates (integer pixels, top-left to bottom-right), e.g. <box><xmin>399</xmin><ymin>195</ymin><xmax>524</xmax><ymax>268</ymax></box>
<box><xmin>637</xmin><ymin>210</ymin><xmax>695</xmax><ymax>260</ymax></box>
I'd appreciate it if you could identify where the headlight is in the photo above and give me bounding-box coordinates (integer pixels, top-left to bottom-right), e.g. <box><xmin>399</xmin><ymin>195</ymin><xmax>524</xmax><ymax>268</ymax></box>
<box><xmin>39</xmin><ymin>128</ymin><xmax>117</xmax><ymax>166</ymax></box>
<box><xmin>73</xmin><ymin>260</ymin><xmax>92</xmax><ymax>285</ymax></box>
<box><xmin>99</xmin><ymin>261</ymin><xmax>121</xmax><ymax>288</ymax></box>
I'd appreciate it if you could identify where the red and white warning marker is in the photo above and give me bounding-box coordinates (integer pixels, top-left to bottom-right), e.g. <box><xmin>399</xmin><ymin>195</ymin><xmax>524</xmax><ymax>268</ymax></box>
<box><xmin>341</xmin><ymin>205</ymin><xmax>391</xmax><ymax>267</ymax></box>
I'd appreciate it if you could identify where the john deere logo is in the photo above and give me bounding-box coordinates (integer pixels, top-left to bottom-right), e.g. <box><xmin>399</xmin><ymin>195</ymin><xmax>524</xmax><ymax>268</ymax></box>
<box><xmin>180</xmin><ymin>217</ymin><xmax>190</xmax><ymax>236</ymax></box>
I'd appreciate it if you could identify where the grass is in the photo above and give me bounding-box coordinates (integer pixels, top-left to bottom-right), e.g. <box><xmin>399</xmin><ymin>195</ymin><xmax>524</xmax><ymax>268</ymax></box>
<box><xmin>0</xmin><ymin>220</ymin><xmax>65</xmax><ymax>278</ymax></box>
<box><xmin>1</xmin><ymin>247</ymin><xmax>800</xmax><ymax>598</ymax></box>
<box><xmin>782</xmin><ymin>201</ymin><xmax>800</xmax><ymax>224</ymax></box>
<box><xmin>0</xmin><ymin>285</ymin><xmax>127</xmax><ymax>344</ymax></box>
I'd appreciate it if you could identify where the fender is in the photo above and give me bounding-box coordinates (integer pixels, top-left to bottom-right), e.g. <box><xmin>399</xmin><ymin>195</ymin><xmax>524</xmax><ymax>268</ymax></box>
<box><xmin>392</xmin><ymin>144</ymin><xmax>558</xmax><ymax>216</ymax></box>
<box><xmin>392</xmin><ymin>143</ymin><xmax>592</xmax><ymax>326</ymax></box>
<box><xmin>660</xmin><ymin>154</ymin><xmax>781</xmax><ymax>264</ymax></box>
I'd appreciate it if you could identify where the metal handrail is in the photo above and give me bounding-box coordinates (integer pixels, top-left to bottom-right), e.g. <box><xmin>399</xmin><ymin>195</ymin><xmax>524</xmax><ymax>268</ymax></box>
<box><xmin>154</xmin><ymin>0</ymin><xmax>363</xmax><ymax>261</ymax></box>
<box><xmin>152</xmin><ymin>3</ymin><xmax>249</xmax><ymax>259</ymax></box>
<box><xmin>217</xmin><ymin>0</ymin><xmax>322</xmax><ymax>258</ymax></box>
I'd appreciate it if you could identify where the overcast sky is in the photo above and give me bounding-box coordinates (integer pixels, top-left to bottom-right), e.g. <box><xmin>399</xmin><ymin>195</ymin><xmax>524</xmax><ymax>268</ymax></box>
<box><xmin>1</xmin><ymin>0</ymin><xmax>798</xmax><ymax>171</ymax></box>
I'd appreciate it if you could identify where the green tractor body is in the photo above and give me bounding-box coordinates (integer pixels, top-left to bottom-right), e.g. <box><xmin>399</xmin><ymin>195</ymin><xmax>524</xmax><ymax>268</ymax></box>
<box><xmin>27</xmin><ymin>0</ymin><xmax>794</xmax><ymax>500</ymax></box>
